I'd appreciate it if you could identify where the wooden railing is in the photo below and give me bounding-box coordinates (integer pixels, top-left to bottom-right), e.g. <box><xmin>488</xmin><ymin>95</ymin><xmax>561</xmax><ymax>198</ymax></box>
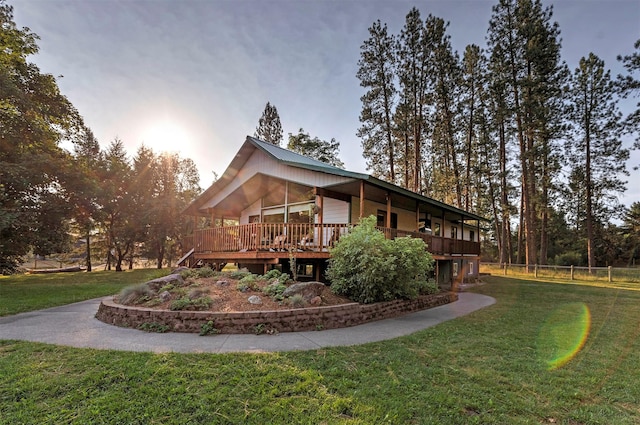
<box><xmin>192</xmin><ymin>223</ymin><xmax>351</xmax><ymax>253</ymax></box>
<box><xmin>189</xmin><ymin>223</ymin><xmax>480</xmax><ymax>256</ymax></box>
<box><xmin>375</xmin><ymin>227</ymin><xmax>480</xmax><ymax>256</ymax></box>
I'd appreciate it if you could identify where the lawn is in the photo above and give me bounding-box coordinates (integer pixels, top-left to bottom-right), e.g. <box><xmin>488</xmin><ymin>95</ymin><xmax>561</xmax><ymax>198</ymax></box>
<box><xmin>1</xmin><ymin>274</ymin><xmax>639</xmax><ymax>424</ymax></box>
<box><xmin>0</xmin><ymin>269</ymin><xmax>168</xmax><ymax>316</ymax></box>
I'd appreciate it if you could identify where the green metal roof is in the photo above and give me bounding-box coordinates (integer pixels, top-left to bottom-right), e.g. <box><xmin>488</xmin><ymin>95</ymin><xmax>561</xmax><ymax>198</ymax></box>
<box><xmin>184</xmin><ymin>136</ymin><xmax>487</xmax><ymax>222</ymax></box>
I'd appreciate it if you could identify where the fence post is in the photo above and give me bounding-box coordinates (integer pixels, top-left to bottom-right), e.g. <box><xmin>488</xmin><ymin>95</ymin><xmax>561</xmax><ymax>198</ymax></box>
<box><xmin>571</xmin><ymin>265</ymin><xmax>574</xmax><ymax>280</ymax></box>
<box><xmin>503</xmin><ymin>263</ymin><xmax>507</xmax><ymax>276</ymax></box>
<box><xmin>608</xmin><ymin>266</ymin><xmax>612</xmax><ymax>283</ymax></box>
<box><xmin>534</xmin><ymin>264</ymin><xmax>538</xmax><ymax>278</ymax></box>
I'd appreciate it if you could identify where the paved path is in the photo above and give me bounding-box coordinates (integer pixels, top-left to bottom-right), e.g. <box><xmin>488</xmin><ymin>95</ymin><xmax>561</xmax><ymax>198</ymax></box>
<box><xmin>0</xmin><ymin>293</ymin><xmax>495</xmax><ymax>353</ymax></box>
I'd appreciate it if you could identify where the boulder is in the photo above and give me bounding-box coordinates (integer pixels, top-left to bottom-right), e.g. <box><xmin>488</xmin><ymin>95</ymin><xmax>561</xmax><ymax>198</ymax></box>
<box><xmin>216</xmin><ymin>280</ymin><xmax>229</xmax><ymax>287</ymax></box>
<box><xmin>248</xmin><ymin>295</ymin><xmax>263</xmax><ymax>305</ymax></box>
<box><xmin>282</xmin><ymin>281</ymin><xmax>326</xmax><ymax>301</ymax></box>
<box><xmin>309</xmin><ymin>296</ymin><xmax>322</xmax><ymax>306</ymax></box>
<box><xmin>146</xmin><ymin>274</ymin><xmax>184</xmax><ymax>292</ymax></box>
<box><xmin>159</xmin><ymin>291</ymin><xmax>172</xmax><ymax>302</ymax></box>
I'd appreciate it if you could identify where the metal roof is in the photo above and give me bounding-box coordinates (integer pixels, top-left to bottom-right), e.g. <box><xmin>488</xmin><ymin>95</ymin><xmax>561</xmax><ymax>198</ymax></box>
<box><xmin>184</xmin><ymin>136</ymin><xmax>487</xmax><ymax>222</ymax></box>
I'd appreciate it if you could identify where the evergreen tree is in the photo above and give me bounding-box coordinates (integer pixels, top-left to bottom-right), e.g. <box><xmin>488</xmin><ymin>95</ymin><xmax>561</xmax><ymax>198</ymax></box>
<box><xmin>99</xmin><ymin>139</ymin><xmax>135</xmax><ymax>271</ymax></box>
<box><xmin>287</xmin><ymin>129</ymin><xmax>345</xmax><ymax>168</ymax></box>
<box><xmin>68</xmin><ymin>127</ymin><xmax>104</xmax><ymax>271</ymax></box>
<box><xmin>356</xmin><ymin>20</ymin><xmax>397</xmax><ymax>183</ymax></box>
<box><xmin>426</xmin><ymin>15</ymin><xmax>463</xmax><ymax>207</ymax></box>
<box><xmin>617</xmin><ymin>39</ymin><xmax>640</xmax><ymax>160</ymax></box>
<box><xmin>566</xmin><ymin>53</ymin><xmax>629</xmax><ymax>269</ymax></box>
<box><xmin>487</xmin><ymin>0</ymin><xmax>566</xmax><ymax>267</ymax></box>
<box><xmin>621</xmin><ymin>202</ymin><xmax>640</xmax><ymax>266</ymax></box>
<box><xmin>396</xmin><ymin>8</ymin><xmax>430</xmax><ymax>193</ymax></box>
<box><xmin>254</xmin><ymin>101</ymin><xmax>283</xmax><ymax>146</ymax></box>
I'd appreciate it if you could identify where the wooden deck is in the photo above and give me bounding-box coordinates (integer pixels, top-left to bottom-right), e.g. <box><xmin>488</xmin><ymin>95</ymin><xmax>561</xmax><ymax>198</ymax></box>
<box><xmin>182</xmin><ymin>223</ymin><xmax>480</xmax><ymax>266</ymax></box>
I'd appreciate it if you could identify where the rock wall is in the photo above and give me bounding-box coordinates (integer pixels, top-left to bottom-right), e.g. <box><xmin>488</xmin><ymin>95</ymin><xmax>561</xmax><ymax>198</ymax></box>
<box><xmin>96</xmin><ymin>292</ymin><xmax>458</xmax><ymax>334</ymax></box>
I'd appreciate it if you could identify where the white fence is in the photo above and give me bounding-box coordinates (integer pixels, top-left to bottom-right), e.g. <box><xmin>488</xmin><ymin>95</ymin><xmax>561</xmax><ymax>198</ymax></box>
<box><xmin>481</xmin><ymin>263</ymin><xmax>640</xmax><ymax>284</ymax></box>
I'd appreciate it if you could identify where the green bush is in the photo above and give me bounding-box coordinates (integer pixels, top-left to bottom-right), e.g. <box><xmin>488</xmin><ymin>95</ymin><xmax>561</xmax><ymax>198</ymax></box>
<box><xmin>199</xmin><ymin>320</ymin><xmax>220</xmax><ymax>336</ymax></box>
<box><xmin>237</xmin><ymin>274</ymin><xmax>260</xmax><ymax>292</ymax></box>
<box><xmin>554</xmin><ymin>252</ymin><xmax>585</xmax><ymax>266</ymax></box>
<box><xmin>262</xmin><ymin>269</ymin><xmax>282</xmax><ymax>280</ymax></box>
<box><xmin>228</xmin><ymin>268</ymin><xmax>251</xmax><ymax>280</ymax></box>
<box><xmin>137</xmin><ymin>322</ymin><xmax>170</xmax><ymax>333</ymax></box>
<box><xmin>263</xmin><ymin>282</ymin><xmax>287</xmax><ymax>300</ymax></box>
<box><xmin>170</xmin><ymin>296</ymin><xmax>213</xmax><ymax>311</ymax></box>
<box><xmin>327</xmin><ymin>215</ymin><xmax>434</xmax><ymax>303</ymax></box>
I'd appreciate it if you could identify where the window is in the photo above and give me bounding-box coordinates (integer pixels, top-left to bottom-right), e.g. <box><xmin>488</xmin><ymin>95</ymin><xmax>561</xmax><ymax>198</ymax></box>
<box><xmin>249</xmin><ymin>215</ymin><xmax>260</xmax><ymax>223</ymax></box>
<box><xmin>434</xmin><ymin>223</ymin><xmax>441</xmax><ymax>236</ymax></box>
<box><xmin>453</xmin><ymin>262</ymin><xmax>459</xmax><ymax>277</ymax></box>
<box><xmin>451</xmin><ymin>226</ymin><xmax>457</xmax><ymax>239</ymax></box>
<box><xmin>263</xmin><ymin>185</ymin><xmax>285</xmax><ymax>207</ymax></box>
<box><xmin>288</xmin><ymin>182</ymin><xmax>314</xmax><ymax>203</ymax></box>
<box><xmin>469</xmin><ymin>261</ymin><xmax>474</xmax><ymax>275</ymax></box>
<box><xmin>376</xmin><ymin>210</ymin><xmax>398</xmax><ymax>228</ymax></box>
<box><xmin>469</xmin><ymin>230</ymin><xmax>475</xmax><ymax>242</ymax></box>
<box><xmin>288</xmin><ymin>203</ymin><xmax>314</xmax><ymax>224</ymax></box>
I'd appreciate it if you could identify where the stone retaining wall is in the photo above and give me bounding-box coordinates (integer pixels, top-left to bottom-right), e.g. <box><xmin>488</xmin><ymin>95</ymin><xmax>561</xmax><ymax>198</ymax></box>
<box><xmin>96</xmin><ymin>292</ymin><xmax>458</xmax><ymax>334</ymax></box>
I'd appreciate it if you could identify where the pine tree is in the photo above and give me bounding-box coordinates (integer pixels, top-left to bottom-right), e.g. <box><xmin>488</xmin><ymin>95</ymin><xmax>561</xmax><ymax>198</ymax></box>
<box><xmin>287</xmin><ymin>129</ymin><xmax>345</xmax><ymax>168</ymax></box>
<box><xmin>254</xmin><ymin>102</ymin><xmax>283</xmax><ymax>146</ymax></box>
<box><xmin>487</xmin><ymin>0</ymin><xmax>566</xmax><ymax>267</ymax></box>
<box><xmin>396</xmin><ymin>8</ymin><xmax>430</xmax><ymax>193</ymax></box>
<box><xmin>356</xmin><ymin>20</ymin><xmax>398</xmax><ymax>183</ymax></box>
<box><xmin>426</xmin><ymin>15</ymin><xmax>463</xmax><ymax>207</ymax></box>
<box><xmin>617</xmin><ymin>39</ymin><xmax>640</xmax><ymax>159</ymax></box>
<box><xmin>566</xmin><ymin>53</ymin><xmax>629</xmax><ymax>269</ymax></box>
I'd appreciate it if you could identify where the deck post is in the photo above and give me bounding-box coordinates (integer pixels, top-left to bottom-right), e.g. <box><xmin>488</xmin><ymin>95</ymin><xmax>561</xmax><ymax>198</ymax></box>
<box><xmin>359</xmin><ymin>181</ymin><xmax>365</xmax><ymax>219</ymax></box>
<box><xmin>386</xmin><ymin>192</ymin><xmax>391</xmax><ymax>230</ymax></box>
<box><xmin>318</xmin><ymin>195</ymin><xmax>324</xmax><ymax>249</ymax></box>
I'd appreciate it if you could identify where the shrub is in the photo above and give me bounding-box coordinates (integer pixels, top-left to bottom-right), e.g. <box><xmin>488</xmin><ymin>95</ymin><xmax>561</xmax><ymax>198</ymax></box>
<box><xmin>327</xmin><ymin>215</ymin><xmax>435</xmax><ymax>303</ymax></box>
<box><xmin>195</xmin><ymin>266</ymin><xmax>216</xmax><ymax>278</ymax></box>
<box><xmin>416</xmin><ymin>279</ymin><xmax>439</xmax><ymax>295</ymax></box>
<box><xmin>199</xmin><ymin>320</ymin><xmax>220</xmax><ymax>336</ymax></box>
<box><xmin>118</xmin><ymin>283</ymin><xmax>154</xmax><ymax>305</ymax></box>
<box><xmin>554</xmin><ymin>252</ymin><xmax>585</xmax><ymax>266</ymax></box>
<box><xmin>238</xmin><ymin>274</ymin><xmax>260</xmax><ymax>291</ymax></box>
<box><xmin>286</xmin><ymin>293</ymin><xmax>306</xmax><ymax>308</ymax></box>
<box><xmin>276</xmin><ymin>273</ymin><xmax>291</xmax><ymax>285</ymax></box>
<box><xmin>170</xmin><ymin>296</ymin><xmax>213</xmax><ymax>311</ymax></box>
<box><xmin>262</xmin><ymin>269</ymin><xmax>282</xmax><ymax>280</ymax></box>
<box><xmin>138</xmin><ymin>322</ymin><xmax>170</xmax><ymax>333</ymax></box>
<box><xmin>263</xmin><ymin>282</ymin><xmax>287</xmax><ymax>300</ymax></box>
<box><xmin>228</xmin><ymin>268</ymin><xmax>251</xmax><ymax>280</ymax></box>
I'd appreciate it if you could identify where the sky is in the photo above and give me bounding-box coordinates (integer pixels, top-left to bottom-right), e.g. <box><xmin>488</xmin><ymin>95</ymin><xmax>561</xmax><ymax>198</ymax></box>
<box><xmin>10</xmin><ymin>0</ymin><xmax>640</xmax><ymax>208</ymax></box>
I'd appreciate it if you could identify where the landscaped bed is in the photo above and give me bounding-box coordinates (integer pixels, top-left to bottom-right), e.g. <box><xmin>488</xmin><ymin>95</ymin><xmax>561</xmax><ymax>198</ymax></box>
<box><xmin>95</xmin><ymin>267</ymin><xmax>455</xmax><ymax>335</ymax></box>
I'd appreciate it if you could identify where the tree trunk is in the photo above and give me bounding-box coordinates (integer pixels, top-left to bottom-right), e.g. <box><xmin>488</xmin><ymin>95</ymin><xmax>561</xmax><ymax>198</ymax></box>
<box><xmin>85</xmin><ymin>230</ymin><xmax>92</xmax><ymax>272</ymax></box>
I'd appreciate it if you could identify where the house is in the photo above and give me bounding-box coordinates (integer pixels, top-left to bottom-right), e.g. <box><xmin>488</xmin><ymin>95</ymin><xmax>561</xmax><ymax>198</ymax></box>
<box><xmin>180</xmin><ymin>136</ymin><xmax>486</xmax><ymax>288</ymax></box>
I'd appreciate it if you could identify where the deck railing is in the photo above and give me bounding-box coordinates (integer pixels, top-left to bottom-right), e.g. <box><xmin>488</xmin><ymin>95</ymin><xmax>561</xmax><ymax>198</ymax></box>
<box><xmin>189</xmin><ymin>223</ymin><xmax>480</xmax><ymax>256</ymax></box>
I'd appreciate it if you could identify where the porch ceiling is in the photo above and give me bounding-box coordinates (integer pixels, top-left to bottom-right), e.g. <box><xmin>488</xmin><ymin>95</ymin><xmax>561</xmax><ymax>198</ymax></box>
<box><xmin>203</xmin><ymin>173</ymin><xmax>284</xmax><ymax>218</ymax></box>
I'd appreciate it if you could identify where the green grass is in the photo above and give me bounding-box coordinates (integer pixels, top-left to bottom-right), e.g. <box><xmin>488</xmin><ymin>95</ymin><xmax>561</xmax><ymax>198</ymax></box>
<box><xmin>1</xmin><ymin>274</ymin><xmax>639</xmax><ymax>423</ymax></box>
<box><xmin>0</xmin><ymin>269</ymin><xmax>169</xmax><ymax>316</ymax></box>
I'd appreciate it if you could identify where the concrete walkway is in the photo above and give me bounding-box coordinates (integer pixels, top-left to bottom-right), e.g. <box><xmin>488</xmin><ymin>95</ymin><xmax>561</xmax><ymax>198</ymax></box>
<box><xmin>0</xmin><ymin>293</ymin><xmax>495</xmax><ymax>353</ymax></box>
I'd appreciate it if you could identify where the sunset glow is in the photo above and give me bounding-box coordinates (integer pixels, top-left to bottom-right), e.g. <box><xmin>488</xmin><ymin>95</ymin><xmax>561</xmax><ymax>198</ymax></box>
<box><xmin>141</xmin><ymin>122</ymin><xmax>190</xmax><ymax>153</ymax></box>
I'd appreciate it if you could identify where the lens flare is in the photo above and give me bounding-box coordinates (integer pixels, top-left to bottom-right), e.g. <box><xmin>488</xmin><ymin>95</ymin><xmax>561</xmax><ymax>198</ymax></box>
<box><xmin>537</xmin><ymin>303</ymin><xmax>591</xmax><ymax>371</ymax></box>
